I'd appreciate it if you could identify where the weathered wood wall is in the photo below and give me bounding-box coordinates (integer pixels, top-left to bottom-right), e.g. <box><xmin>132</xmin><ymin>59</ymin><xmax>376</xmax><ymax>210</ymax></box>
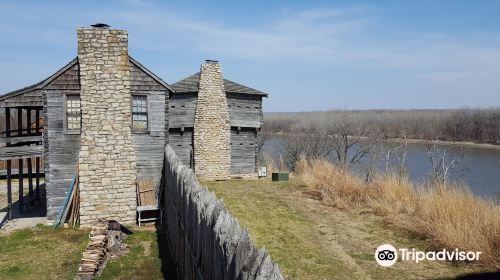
<box><xmin>169</xmin><ymin>93</ymin><xmax>197</xmax><ymax>128</ymax></box>
<box><xmin>227</xmin><ymin>94</ymin><xmax>263</xmax><ymax>128</ymax></box>
<box><xmin>45</xmin><ymin>90</ymin><xmax>81</xmax><ymax>220</ymax></box>
<box><xmin>131</xmin><ymin>91</ymin><xmax>167</xmax><ymax>184</ymax></box>
<box><xmin>168</xmin><ymin>129</ymin><xmax>193</xmax><ymax>167</ymax></box>
<box><xmin>168</xmin><ymin>93</ymin><xmax>263</xmax><ymax>176</ymax></box>
<box><xmin>161</xmin><ymin>145</ymin><xmax>285</xmax><ymax>279</ymax></box>
<box><xmin>231</xmin><ymin>129</ymin><xmax>257</xmax><ymax>175</ymax></box>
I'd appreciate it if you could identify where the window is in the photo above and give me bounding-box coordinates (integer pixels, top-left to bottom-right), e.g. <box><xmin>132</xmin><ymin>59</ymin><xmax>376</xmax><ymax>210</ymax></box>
<box><xmin>66</xmin><ymin>95</ymin><xmax>81</xmax><ymax>131</ymax></box>
<box><xmin>132</xmin><ymin>95</ymin><xmax>148</xmax><ymax>130</ymax></box>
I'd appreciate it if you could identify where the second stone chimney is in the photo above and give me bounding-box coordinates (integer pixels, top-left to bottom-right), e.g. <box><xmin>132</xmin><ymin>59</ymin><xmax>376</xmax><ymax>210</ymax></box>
<box><xmin>77</xmin><ymin>26</ymin><xmax>137</xmax><ymax>226</ymax></box>
<box><xmin>193</xmin><ymin>60</ymin><xmax>231</xmax><ymax>180</ymax></box>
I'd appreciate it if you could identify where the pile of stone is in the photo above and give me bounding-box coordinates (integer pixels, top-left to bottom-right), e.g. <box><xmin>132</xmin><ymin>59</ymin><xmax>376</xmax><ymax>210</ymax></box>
<box><xmin>74</xmin><ymin>219</ymin><xmax>129</xmax><ymax>280</ymax></box>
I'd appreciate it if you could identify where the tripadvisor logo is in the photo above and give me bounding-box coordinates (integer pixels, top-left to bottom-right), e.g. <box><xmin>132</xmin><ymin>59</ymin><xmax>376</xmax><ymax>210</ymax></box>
<box><xmin>375</xmin><ymin>244</ymin><xmax>482</xmax><ymax>267</ymax></box>
<box><xmin>375</xmin><ymin>244</ymin><xmax>398</xmax><ymax>267</ymax></box>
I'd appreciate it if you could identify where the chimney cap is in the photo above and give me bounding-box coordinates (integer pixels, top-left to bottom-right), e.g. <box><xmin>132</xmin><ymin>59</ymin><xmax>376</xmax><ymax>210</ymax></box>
<box><xmin>205</xmin><ymin>59</ymin><xmax>219</xmax><ymax>64</ymax></box>
<box><xmin>91</xmin><ymin>23</ymin><xmax>110</xmax><ymax>28</ymax></box>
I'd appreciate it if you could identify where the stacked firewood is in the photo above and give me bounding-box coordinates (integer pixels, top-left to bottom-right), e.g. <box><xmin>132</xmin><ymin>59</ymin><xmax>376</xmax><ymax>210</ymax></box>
<box><xmin>74</xmin><ymin>219</ymin><xmax>129</xmax><ymax>280</ymax></box>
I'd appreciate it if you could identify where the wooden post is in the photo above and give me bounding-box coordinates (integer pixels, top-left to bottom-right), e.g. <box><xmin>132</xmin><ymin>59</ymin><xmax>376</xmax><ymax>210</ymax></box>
<box><xmin>36</xmin><ymin>157</ymin><xmax>40</xmax><ymax>202</ymax></box>
<box><xmin>7</xmin><ymin>160</ymin><xmax>12</xmax><ymax>220</ymax></box>
<box><xmin>17</xmin><ymin>108</ymin><xmax>22</xmax><ymax>136</ymax></box>
<box><xmin>6</xmin><ymin>107</ymin><xmax>10</xmax><ymax>138</ymax></box>
<box><xmin>26</xmin><ymin>108</ymin><xmax>31</xmax><ymax>136</ymax></box>
<box><xmin>28</xmin><ymin>157</ymin><xmax>33</xmax><ymax>205</ymax></box>
<box><xmin>18</xmin><ymin>158</ymin><xmax>23</xmax><ymax>213</ymax></box>
<box><xmin>35</xmin><ymin>109</ymin><xmax>40</xmax><ymax>134</ymax></box>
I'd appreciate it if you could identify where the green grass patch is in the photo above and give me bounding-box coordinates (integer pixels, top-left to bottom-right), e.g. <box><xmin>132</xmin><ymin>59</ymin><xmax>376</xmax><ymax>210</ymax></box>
<box><xmin>97</xmin><ymin>229</ymin><xmax>175</xmax><ymax>280</ymax></box>
<box><xmin>205</xmin><ymin>179</ymin><xmax>357</xmax><ymax>279</ymax></box>
<box><xmin>0</xmin><ymin>225</ymin><xmax>88</xmax><ymax>280</ymax></box>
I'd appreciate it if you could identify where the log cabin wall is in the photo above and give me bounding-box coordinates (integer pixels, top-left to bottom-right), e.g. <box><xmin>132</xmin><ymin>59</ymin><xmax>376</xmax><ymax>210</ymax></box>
<box><xmin>44</xmin><ymin>62</ymin><xmax>81</xmax><ymax>221</ymax></box>
<box><xmin>230</xmin><ymin>128</ymin><xmax>257</xmax><ymax>175</ymax></box>
<box><xmin>130</xmin><ymin>61</ymin><xmax>168</xmax><ymax>184</ymax></box>
<box><xmin>228</xmin><ymin>94</ymin><xmax>262</xmax><ymax>176</ymax></box>
<box><xmin>168</xmin><ymin>90</ymin><xmax>264</xmax><ymax>176</ymax></box>
<box><xmin>168</xmin><ymin>93</ymin><xmax>196</xmax><ymax>166</ymax></box>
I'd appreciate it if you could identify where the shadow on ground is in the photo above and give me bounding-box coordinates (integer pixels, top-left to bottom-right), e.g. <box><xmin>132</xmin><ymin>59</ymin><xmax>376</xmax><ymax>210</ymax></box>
<box><xmin>156</xmin><ymin>223</ymin><xmax>178</xmax><ymax>279</ymax></box>
<box><xmin>0</xmin><ymin>184</ymin><xmax>46</xmax><ymax>231</ymax></box>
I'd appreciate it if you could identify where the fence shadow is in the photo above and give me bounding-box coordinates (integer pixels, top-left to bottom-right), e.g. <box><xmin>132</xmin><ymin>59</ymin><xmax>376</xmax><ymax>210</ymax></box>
<box><xmin>155</xmin><ymin>222</ymin><xmax>178</xmax><ymax>280</ymax></box>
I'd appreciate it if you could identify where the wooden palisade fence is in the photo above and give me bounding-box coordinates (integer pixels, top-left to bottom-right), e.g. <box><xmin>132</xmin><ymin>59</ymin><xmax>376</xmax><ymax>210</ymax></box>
<box><xmin>161</xmin><ymin>145</ymin><xmax>287</xmax><ymax>280</ymax></box>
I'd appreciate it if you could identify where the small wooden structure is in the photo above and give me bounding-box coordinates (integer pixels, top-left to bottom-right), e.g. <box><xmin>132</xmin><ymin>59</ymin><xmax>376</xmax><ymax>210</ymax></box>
<box><xmin>136</xmin><ymin>180</ymin><xmax>161</xmax><ymax>226</ymax></box>
<box><xmin>0</xmin><ymin>104</ymin><xmax>44</xmax><ymax>220</ymax></box>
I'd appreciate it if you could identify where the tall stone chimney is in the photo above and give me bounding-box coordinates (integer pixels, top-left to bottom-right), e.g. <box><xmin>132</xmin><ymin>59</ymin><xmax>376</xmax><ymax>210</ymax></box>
<box><xmin>77</xmin><ymin>26</ymin><xmax>137</xmax><ymax>226</ymax></box>
<box><xmin>193</xmin><ymin>60</ymin><xmax>231</xmax><ymax>180</ymax></box>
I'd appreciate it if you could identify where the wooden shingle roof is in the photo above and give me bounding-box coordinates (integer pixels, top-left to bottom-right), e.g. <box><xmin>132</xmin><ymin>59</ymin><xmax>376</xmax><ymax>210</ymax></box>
<box><xmin>172</xmin><ymin>72</ymin><xmax>268</xmax><ymax>97</ymax></box>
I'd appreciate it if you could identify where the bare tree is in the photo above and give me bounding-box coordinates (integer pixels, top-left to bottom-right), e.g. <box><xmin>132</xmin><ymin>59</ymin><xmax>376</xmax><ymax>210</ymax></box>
<box><xmin>329</xmin><ymin>121</ymin><xmax>375</xmax><ymax>169</ymax></box>
<box><xmin>256</xmin><ymin>130</ymin><xmax>270</xmax><ymax>159</ymax></box>
<box><xmin>426</xmin><ymin>138</ymin><xmax>465</xmax><ymax>185</ymax></box>
<box><xmin>381</xmin><ymin>129</ymin><xmax>409</xmax><ymax>176</ymax></box>
<box><xmin>281</xmin><ymin>119</ymin><xmax>332</xmax><ymax>170</ymax></box>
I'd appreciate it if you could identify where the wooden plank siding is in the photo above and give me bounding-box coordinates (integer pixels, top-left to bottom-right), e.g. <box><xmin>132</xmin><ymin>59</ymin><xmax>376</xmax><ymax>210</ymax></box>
<box><xmin>131</xmin><ymin>91</ymin><xmax>167</xmax><ymax>184</ymax></box>
<box><xmin>45</xmin><ymin>90</ymin><xmax>81</xmax><ymax>220</ymax></box>
<box><xmin>168</xmin><ymin>129</ymin><xmax>193</xmax><ymax>167</ymax></box>
<box><xmin>230</xmin><ymin>129</ymin><xmax>257</xmax><ymax>175</ymax></box>
<box><xmin>227</xmin><ymin>94</ymin><xmax>263</xmax><ymax>128</ymax></box>
<box><xmin>1</xmin><ymin>90</ymin><xmax>44</xmax><ymax>108</ymax></box>
<box><xmin>169</xmin><ymin>93</ymin><xmax>197</xmax><ymax>128</ymax></box>
<box><xmin>168</xmin><ymin>92</ymin><xmax>263</xmax><ymax>175</ymax></box>
<box><xmin>130</xmin><ymin>64</ymin><xmax>166</xmax><ymax>92</ymax></box>
<box><xmin>43</xmin><ymin>63</ymin><xmax>80</xmax><ymax>91</ymax></box>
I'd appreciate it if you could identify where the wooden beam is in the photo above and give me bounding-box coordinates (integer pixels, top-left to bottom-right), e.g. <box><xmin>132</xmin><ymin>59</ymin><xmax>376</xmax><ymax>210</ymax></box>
<box><xmin>28</xmin><ymin>157</ymin><xmax>33</xmax><ymax>204</ymax></box>
<box><xmin>6</xmin><ymin>160</ymin><xmax>12</xmax><ymax>220</ymax></box>
<box><xmin>17</xmin><ymin>108</ymin><xmax>22</xmax><ymax>137</ymax></box>
<box><xmin>35</xmin><ymin>109</ymin><xmax>40</xmax><ymax>134</ymax></box>
<box><xmin>5</xmin><ymin>108</ymin><xmax>10</xmax><ymax>139</ymax></box>
<box><xmin>36</xmin><ymin>157</ymin><xmax>40</xmax><ymax>202</ymax></box>
<box><xmin>18</xmin><ymin>158</ymin><xmax>23</xmax><ymax>213</ymax></box>
<box><xmin>0</xmin><ymin>145</ymin><xmax>43</xmax><ymax>160</ymax></box>
<box><xmin>0</xmin><ymin>135</ymin><xmax>42</xmax><ymax>144</ymax></box>
<box><xmin>26</xmin><ymin>108</ymin><xmax>31</xmax><ymax>136</ymax></box>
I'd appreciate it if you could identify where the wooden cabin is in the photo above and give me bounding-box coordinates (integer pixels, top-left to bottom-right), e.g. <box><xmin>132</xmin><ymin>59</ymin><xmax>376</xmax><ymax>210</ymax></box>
<box><xmin>170</xmin><ymin>72</ymin><xmax>267</xmax><ymax>174</ymax></box>
<box><xmin>0</xmin><ymin>26</ymin><xmax>267</xmax><ymax>223</ymax></box>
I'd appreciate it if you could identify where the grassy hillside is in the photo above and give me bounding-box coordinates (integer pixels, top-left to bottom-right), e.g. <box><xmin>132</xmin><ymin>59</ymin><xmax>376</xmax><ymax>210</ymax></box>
<box><xmin>205</xmin><ymin>178</ymin><xmax>497</xmax><ymax>279</ymax></box>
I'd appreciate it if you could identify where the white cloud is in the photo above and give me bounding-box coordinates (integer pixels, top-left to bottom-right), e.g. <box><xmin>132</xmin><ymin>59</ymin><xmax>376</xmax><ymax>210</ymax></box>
<box><xmin>1</xmin><ymin>0</ymin><xmax>500</xmax><ymax>107</ymax></box>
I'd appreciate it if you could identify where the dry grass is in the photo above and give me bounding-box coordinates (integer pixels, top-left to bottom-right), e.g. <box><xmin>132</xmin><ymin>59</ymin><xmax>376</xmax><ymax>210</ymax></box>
<box><xmin>262</xmin><ymin>152</ymin><xmax>289</xmax><ymax>174</ymax></box>
<box><xmin>295</xmin><ymin>158</ymin><xmax>500</xmax><ymax>268</ymax></box>
<box><xmin>296</xmin><ymin>158</ymin><xmax>370</xmax><ymax>209</ymax></box>
<box><xmin>415</xmin><ymin>184</ymin><xmax>500</xmax><ymax>267</ymax></box>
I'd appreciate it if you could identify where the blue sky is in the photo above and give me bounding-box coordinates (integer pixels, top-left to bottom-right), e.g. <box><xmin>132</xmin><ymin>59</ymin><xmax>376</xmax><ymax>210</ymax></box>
<box><xmin>1</xmin><ymin>0</ymin><xmax>499</xmax><ymax>112</ymax></box>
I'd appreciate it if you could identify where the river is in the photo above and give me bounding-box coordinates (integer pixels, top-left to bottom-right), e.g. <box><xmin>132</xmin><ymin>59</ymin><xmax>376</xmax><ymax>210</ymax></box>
<box><xmin>263</xmin><ymin>138</ymin><xmax>500</xmax><ymax>199</ymax></box>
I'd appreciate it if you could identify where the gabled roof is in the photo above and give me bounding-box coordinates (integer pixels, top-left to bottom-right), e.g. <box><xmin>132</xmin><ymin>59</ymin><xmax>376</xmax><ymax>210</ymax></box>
<box><xmin>0</xmin><ymin>56</ymin><xmax>174</xmax><ymax>101</ymax></box>
<box><xmin>0</xmin><ymin>58</ymin><xmax>78</xmax><ymax>101</ymax></box>
<box><xmin>129</xmin><ymin>56</ymin><xmax>174</xmax><ymax>93</ymax></box>
<box><xmin>172</xmin><ymin>72</ymin><xmax>268</xmax><ymax>97</ymax></box>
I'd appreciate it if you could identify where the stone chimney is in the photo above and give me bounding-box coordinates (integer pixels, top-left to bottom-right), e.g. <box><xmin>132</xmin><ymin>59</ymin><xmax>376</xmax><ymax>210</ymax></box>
<box><xmin>193</xmin><ymin>60</ymin><xmax>231</xmax><ymax>180</ymax></box>
<box><xmin>77</xmin><ymin>25</ymin><xmax>137</xmax><ymax>226</ymax></box>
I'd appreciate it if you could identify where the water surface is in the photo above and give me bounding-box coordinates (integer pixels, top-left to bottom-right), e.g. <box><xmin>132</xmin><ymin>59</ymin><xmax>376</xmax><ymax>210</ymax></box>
<box><xmin>263</xmin><ymin>138</ymin><xmax>500</xmax><ymax>199</ymax></box>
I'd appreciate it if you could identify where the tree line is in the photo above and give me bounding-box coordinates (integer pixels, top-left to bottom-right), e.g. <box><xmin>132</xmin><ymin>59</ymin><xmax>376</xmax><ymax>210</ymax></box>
<box><xmin>264</xmin><ymin>108</ymin><xmax>500</xmax><ymax>145</ymax></box>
